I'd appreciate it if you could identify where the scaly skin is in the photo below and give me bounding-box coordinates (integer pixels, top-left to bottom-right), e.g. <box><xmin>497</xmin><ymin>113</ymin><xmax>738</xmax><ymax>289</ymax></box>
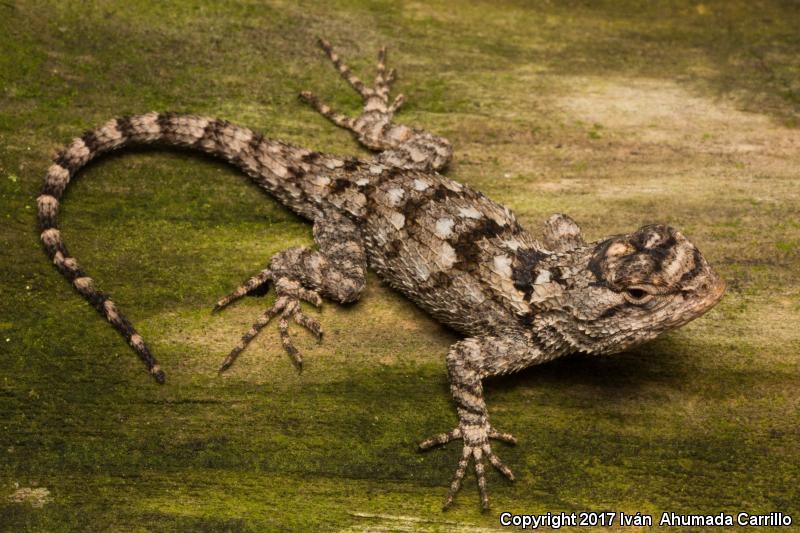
<box><xmin>37</xmin><ymin>39</ymin><xmax>725</xmax><ymax>510</ymax></box>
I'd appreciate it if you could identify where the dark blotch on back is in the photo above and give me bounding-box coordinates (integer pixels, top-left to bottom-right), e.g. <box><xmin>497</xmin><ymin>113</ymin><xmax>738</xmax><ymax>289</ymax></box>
<box><xmin>301</xmin><ymin>151</ymin><xmax>321</xmax><ymax>163</ymax></box>
<box><xmin>452</xmin><ymin>218</ymin><xmax>505</xmax><ymax>272</ymax></box>
<box><xmin>402</xmin><ymin>195</ymin><xmax>429</xmax><ymax>221</ymax></box>
<box><xmin>433</xmin><ymin>185</ymin><xmax>460</xmax><ymax>202</ymax></box>
<box><xmin>426</xmin><ymin>271</ymin><xmax>454</xmax><ymax>290</ymax></box>
<box><xmin>384</xmin><ymin>239</ymin><xmax>403</xmax><ymax>259</ymax></box>
<box><xmin>512</xmin><ymin>248</ymin><xmax>547</xmax><ymax>297</ymax></box>
<box><xmin>286</xmin><ymin>165</ymin><xmax>305</xmax><ymax>181</ymax></box>
<box><xmin>332</xmin><ymin>178</ymin><xmax>350</xmax><ymax>193</ymax></box>
<box><xmin>248</xmin><ymin>133</ymin><xmax>264</xmax><ymax>153</ymax></box>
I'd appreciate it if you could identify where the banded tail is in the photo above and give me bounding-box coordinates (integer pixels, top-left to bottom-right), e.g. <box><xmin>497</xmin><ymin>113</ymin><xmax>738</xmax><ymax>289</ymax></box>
<box><xmin>37</xmin><ymin>112</ymin><xmax>334</xmax><ymax>383</ymax></box>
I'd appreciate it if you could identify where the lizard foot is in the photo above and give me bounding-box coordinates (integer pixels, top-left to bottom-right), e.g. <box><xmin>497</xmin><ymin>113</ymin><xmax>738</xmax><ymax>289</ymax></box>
<box><xmin>216</xmin><ymin>274</ymin><xmax>322</xmax><ymax>373</ymax></box>
<box><xmin>300</xmin><ymin>37</ymin><xmax>452</xmax><ymax>171</ymax></box>
<box><xmin>420</xmin><ymin>424</ymin><xmax>517</xmax><ymax>511</ymax></box>
<box><xmin>299</xmin><ymin>38</ymin><xmax>404</xmax><ymax>148</ymax></box>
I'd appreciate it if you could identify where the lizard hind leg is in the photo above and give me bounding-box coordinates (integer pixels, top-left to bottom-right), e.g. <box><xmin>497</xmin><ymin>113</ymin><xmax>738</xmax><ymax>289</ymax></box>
<box><xmin>216</xmin><ymin>209</ymin><xmax>366</xmax><ymax>373</ymax></box>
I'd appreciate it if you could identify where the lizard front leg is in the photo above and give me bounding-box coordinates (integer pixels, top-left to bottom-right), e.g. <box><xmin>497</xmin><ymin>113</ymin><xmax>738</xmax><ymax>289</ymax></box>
<box><xmin>541</xmin><ymin>213</ymin><xmax>585</xmax><ymax>253</ymax></box>
<box><xmin>421</xmin><ymin>335</ymin><xmax>555</xmax><ymax>510</ymax></box>
<box><xmin>216</xmin><ymin>208</ymin><xmax>366</xmax><ymax>372</ymax></box>
<box><xmin>300</xmin><ymin>38</ymin><xmax>453</xmax><ymax>172</ymax></box>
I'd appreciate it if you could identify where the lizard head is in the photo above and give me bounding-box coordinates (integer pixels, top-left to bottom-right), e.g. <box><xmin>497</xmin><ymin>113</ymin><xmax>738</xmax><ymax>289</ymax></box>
<box><xmin>531</xmin><ymin>222</ymin><xmax>725</xmax><ymax>355</ymax></box>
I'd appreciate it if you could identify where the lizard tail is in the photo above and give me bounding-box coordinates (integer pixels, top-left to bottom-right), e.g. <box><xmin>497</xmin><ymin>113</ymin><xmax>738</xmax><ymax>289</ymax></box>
<box><xmin>37</xmin><ymin>112</ymin><xmax>290</xmax><ymax>384</ymax></box>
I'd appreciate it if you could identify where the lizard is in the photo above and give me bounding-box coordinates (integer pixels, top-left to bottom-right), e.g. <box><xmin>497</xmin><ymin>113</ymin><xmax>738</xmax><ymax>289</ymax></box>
<box><xmin>36</xmin><ymin>38</ymin><xmax>726</xmax><ymax>510</ymax></box>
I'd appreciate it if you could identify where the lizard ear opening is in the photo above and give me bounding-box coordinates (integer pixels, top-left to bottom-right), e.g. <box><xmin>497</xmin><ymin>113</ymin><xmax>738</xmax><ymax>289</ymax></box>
<box><xmin>542</xmin><ymin>213</ymin><xmax>585</xmax><ymax>253</ymax></box>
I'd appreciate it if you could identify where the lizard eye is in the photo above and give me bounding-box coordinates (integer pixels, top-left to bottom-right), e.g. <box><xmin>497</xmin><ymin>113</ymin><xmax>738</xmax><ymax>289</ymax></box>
<box><xmin>623</xmin><ymin>287</ymin><xmax>653</xmax><ymax>305</ymax></box>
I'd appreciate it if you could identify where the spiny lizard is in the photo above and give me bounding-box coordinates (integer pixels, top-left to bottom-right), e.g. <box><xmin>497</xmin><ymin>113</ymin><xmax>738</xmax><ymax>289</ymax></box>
<box><xmin>37</xmin><ymin>39</ymin><xmax>725</xmax><ymax>510</ymax></box>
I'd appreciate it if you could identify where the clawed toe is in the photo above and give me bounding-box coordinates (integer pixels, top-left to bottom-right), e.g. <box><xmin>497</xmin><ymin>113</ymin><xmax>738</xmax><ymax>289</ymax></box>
<box><xmin>486</xmin><ymin>448</ymin><xmax>515</xmax><ymax>481</ymax></box>
<box><xmin>316</xmin><ymin>37</ymin><xmax>371</xmax><ymax>98</ymax></box>
<box><xmin>488</xmin><ymin>429</ymin><xmax>517</xmax><ymax>445</ymax></box>
<box><xmin>298</xmin><ymin>90</ymin><xmax>357</xmax><ymax>131</ymax></box>
<box><xmin>292</xmin><ymin>307</ymin><xmax>323</xmax><ymax>340</ymax></box>
<box><xmin>213</xmin><ymin>267</ymin><xmax>272</xmax><ymax>312</ymax></box>
<box><xmin>419</xmin><ymin>428</ymin><xmax>462</xmax><ymax>449</ymax></box>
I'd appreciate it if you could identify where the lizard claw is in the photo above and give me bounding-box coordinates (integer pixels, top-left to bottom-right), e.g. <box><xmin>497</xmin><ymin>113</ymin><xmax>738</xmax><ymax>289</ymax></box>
<box><xmin>420</xmin><ymin>424</ymin><xmax>516</xmax><ymax>511</ymax></box>
<box><xmin>218</xmin><ymin>276</ymin><xmax>323</xmax><ymax>373</ymax></box>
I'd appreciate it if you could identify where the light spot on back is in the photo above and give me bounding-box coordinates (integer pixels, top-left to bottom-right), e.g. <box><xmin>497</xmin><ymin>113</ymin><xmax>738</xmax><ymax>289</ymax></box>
<box><xmin>99</xmin><ymin>119</ymin><xmax>123</xmax><ymax>142</ymax></box>
<box><xmin>223</xmin><ymin>125</ymin><xmax>252</xmax><ymax>153</ymax></box>
<box><xmin>257</xmin><ymin>152</ymin><xmax>289</xmax><ymax>178</ymax></box>
<box><xmin>414</xmin><ymin>262</ymin><xmax>430</xmax><ymax>281</ymax></box>
<box><xmin>535</xmin><ymin>270</ymin><xmax>551</xmax><ymax>284</ymax></box>
<box><xmin>440</xmin><ymin>242</ymin><xmax>457</xmax><ymax>269</ymax></box>
<box><xmin>458</xmin><ymin>206</ymin><xmax>483</xmax><ymax>219</ymax></box>
<box><xmin>413</xmin><ymin>178</ymin><xmax>431</xmax><ymax>191</ymax></box>
<box><xmin>188</xmin><ymin>117</ymin><xmax>210</xmax><ymax>139</ymax></box>
<box><xmin>492</xmin><ymin>255</ymin><xmax>513</xmax><ymax>277</ymax></box>
<box><xmin>408</xmin><ymin>147</ymin><xmax>428</xmax><ymax>162</ymax></box>
<box><xmin>388</xmin><ymin>211</ymin><xmax>405</xmax><ymax>230</ymax></box>
<box><xmin>442</xmin><ymin>179</ymin><xmax>462</xmax><ymax>192</ymax></box>
<box><xmin>386</xmin><ymin>188</ymin><xmax>405</xmax><ymax>207</ymax></box>
<box><xmin>434</xmin><ymin>217</ymin><xmax>454</xmax><ymax>239</ymax></box>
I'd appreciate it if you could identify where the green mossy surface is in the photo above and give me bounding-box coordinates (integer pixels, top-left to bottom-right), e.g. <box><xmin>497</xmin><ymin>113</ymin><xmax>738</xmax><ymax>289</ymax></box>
<box><xmin>1</xmin><ymin>1</ymin><xmax>798</xmax><ymax>530</ymax></box>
